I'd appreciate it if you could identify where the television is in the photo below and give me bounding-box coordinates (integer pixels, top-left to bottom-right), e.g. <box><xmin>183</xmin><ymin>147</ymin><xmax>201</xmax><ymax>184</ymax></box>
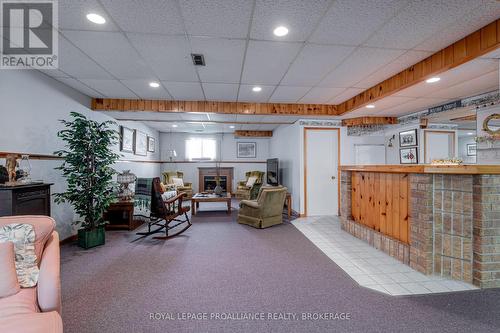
<box><xmin>266</xmin><ymin>158</ymin><xmax>279</xmax><ymax>186</ymax></box>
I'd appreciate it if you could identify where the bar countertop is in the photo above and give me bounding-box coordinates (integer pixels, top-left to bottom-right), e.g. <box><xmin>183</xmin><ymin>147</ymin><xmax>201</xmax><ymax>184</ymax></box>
<box><xmin>339</xmin><ymin>164</ymin><xmax>500</xmax><ymax>175</ymax></box>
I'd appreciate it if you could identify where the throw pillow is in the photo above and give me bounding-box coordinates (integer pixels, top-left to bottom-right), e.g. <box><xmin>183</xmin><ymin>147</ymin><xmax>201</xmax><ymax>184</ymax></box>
<box><xmin>0</xmin><ymin>242</ymin><xmax>20</xmax><ymax>298</ymax></box>
<box><xmin>246</xmin><ymin>176</ymin><xmax>258</xmax><ymax>187</ymax></box>
<box><xmin>172</xmin><ymin>177</ymin><xmax>184</xmax><ymax>187</ymax></box>
<box><xmin>0</xmin><ymin>224</ymin><xmax>39</xmax><ymax>288</ymax></box>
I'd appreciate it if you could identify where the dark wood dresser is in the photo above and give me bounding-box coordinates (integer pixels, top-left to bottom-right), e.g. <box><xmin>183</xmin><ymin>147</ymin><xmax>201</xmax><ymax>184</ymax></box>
<box><xmin>0</xmin><ymin>183</ymin><xmax>53</xmax><ymax>217</ymax></box>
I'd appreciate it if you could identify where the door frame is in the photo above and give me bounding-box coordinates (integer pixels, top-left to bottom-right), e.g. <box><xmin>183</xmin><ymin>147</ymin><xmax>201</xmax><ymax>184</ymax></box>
<box><xmin>303</xmin><ymin>127</ymin><xmax>341</xmax><ymax>217</ymax></box>
<box><xmin>423</xmin><ymin>129</ymin><xmax>456</xmax><ymax>163</ymax></box>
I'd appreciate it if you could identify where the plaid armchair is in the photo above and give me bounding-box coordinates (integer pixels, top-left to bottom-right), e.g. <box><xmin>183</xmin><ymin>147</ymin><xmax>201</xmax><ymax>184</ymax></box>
<box><xmin>162</xmin><ymin>171</ymin><xmax>193</xmax><ymax>199</ymax></box>
<box><xmin>235</xmin><ymin>171</ymin><xmax>264</xmax><ymax>200</ymax></box>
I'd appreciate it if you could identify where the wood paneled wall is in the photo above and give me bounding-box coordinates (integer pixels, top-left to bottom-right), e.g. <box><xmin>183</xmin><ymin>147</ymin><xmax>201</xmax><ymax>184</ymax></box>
<box><xmin>351</xmin><ymin>172</ymin><xmax>409</xmax><ymax>244</ymax></box>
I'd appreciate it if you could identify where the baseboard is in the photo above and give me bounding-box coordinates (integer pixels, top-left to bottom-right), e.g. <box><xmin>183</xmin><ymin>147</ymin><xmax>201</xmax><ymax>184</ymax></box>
<box><xmin>60</xmin><ymin>234</ymin><xmax>77</xmax><ymax>245</ymax></box>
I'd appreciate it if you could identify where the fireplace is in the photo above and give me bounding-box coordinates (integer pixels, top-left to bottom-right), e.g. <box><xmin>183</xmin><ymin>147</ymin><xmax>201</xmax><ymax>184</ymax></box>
<box><xmin>198</xmin><ymin>167</ymin><xmax>234</xmax><ymax>193</ymax></box>
<box><xmin>203</xmin><ymin>176</ymin><xmax>228</xmax><ymax>192</ymax></box>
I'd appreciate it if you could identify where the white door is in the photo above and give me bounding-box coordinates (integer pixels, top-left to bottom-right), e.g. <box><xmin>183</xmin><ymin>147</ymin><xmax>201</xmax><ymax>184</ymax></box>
<box><xmin>305</xmin><ymin>129</ymin><xmax>339</xmax><ymax>216</ymax></box>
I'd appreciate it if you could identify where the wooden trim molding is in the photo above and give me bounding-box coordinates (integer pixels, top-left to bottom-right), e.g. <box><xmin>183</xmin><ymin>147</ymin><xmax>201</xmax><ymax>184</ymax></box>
<box><xmin>92</xmin><ymin>99</ymin><xmax>338</xmax><ymax>116</ymax></box>
<box><xmin>341</xmin><ymin>116</ymin><xmax>398</xmax><ymax>127</ymax></box>
<box><xmin>303</xmin><ymin>127</ymin><xmax>341</xmax><ymax>216</ymax></box>
<box><xmin>234</xmin><ymin>130</ymin><xmax>273</xmax><ymax>137</ymax></box>
<box><xmin>337</xmin><ymin>19</ymin><xmax>500</xmax><ymax>115</ymax></box>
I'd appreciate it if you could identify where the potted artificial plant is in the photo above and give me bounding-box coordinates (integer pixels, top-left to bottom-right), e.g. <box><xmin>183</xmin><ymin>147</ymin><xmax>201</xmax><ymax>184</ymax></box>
<box><xmin>54</xmin><ymin>112</ymin><xmax>120</xmax><ymax>249</ymax></box>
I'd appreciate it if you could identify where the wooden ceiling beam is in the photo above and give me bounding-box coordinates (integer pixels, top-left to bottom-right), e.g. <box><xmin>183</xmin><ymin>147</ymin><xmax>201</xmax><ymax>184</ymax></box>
<box><xmin>234</xmin><ymin>130</ymin><xmax>273</xmax><ymax>138</ymax></box>
<box><xmin>336</xmin><ymin>19</ymin><xmax>500</xmax><ymax>115</ymax></box>
<box><xmin>92</xmin><ymin>99</ymin><xmax>338</xmax><ymax>117</ymax></box>
<box><xmin>341</xmin><ymin>116</ymin><xmax>398</xmax><ymax>127</ymax></box>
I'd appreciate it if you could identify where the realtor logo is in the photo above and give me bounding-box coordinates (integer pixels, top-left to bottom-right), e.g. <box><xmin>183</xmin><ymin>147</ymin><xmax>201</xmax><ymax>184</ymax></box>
<box><xmin>1</xmin><ymin>0</ymin><xmax>58</xmax><ymax>69</ymax></box>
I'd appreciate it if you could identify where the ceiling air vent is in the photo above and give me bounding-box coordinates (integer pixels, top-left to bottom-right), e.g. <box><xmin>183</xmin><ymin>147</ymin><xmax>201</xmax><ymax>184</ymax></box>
<box><xmin>191</xmin><ymin>53</ymin><xmax>205</xmax><ymax>66</ymax></box>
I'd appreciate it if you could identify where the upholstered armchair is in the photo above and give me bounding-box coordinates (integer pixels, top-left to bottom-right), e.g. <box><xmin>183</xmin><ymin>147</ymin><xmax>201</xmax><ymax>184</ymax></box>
<box><xmin>0</xmin><ymin>216</ymin><xmax>62</xmax><ymax>333</ymax></box>
<box><xmin>162</xmin><ymin>171</ymin><xmax>193</xmax><ymax>199</ymax></box>
<box><xmin>238</xmin><ymin>186</ymin><xmax>288</xmax><ymax>229</ymax></box>
<box><xmin>235</xmin><ymin>171</ymin><xmax>264</xmax><ymax>200</ymax></box>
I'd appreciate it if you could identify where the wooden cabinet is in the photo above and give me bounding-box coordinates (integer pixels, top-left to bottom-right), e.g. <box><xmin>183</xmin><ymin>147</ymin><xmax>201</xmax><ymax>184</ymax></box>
<box><xmin>0</xmin><ymin>183</ymin><xmax>53</xmax><ymax>217</ymax></box>
<box><xmin>104</xmin><ymin>201</ymin><xmax>143</xmax><ymax>231</ymax></box>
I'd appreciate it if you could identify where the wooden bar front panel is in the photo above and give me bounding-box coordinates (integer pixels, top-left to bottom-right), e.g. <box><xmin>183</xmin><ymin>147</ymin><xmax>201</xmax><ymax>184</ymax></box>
<box><xmin>351</xmin><ymin>172</ymin><xmax>409</xmax><ymax>244</ymax></box>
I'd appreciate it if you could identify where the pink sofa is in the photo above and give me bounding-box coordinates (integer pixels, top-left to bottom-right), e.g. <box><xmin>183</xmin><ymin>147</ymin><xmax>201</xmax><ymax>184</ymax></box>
<box><xmin>0</xmin><ymin>216</ymin><xmax>63</xmax><ymax>333</ymax></box>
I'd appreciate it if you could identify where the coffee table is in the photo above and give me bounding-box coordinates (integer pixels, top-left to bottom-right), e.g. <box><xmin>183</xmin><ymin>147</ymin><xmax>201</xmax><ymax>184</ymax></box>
<box><xmin>191</xmin><ymin>192</ymin><xmax>232</xmax><ymax>215</ymax></box>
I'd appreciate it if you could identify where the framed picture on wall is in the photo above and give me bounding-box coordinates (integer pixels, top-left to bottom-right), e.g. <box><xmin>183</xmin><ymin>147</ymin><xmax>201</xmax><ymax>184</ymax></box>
<box><xmin>134</xmin><ymin>130</ymin><xmax>148</xmax><ymax>156</ymax></box>
<box><xmin>120</xmin><ymin>126</ymin><xmax>134</xmax><ymax>153</ymax></box>
<box><xmin>399</xmin><ymin>129</ymin><xmax>418</xmax><ymax>147</ymax></box>
<box><xmin>467</xmin><ymin>143</ymin><xmax>477</xmax><ymax>156</ymax></box>
<box><xmin>400</xmin><ymin>147</ymin><xmax>418</xmax><ymax>164</ymax></box>
<box><xmin>237</xmin><ymin>142</ymin><xmax>256</xmax><ymax>158</ymax></box>
<box><xmin>147</xmin><ymin>136</ymin><xmax>155</xmax><ymax>152</ymax></box>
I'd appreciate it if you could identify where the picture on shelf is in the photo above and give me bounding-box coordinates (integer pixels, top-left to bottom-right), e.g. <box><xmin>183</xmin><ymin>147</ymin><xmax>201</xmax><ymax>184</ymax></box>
<box><xmin>399</xmin><ymin>129</ymin><xmax>418</xmax><ymax>147</ymax></box>
<box><xmin>237</xmin><ymin>142</ymin><xmax>256</xmax><ymax>158</ymax></box>
<box><xmin>134</xmin><ymin>130</ymin><xmax>148</xmax><ymax>156</ymax></box>
<box><xmin>120</xmin><ymin>126</ymin><xmax>134</xmax><ymax>153</ymax></box>
<box><xmin>400</xmin><ymin>147</ymin><xmax>418</xmax><ymax>164</ymax></box>
<box><xmin>147</xmin><ymin>136</ymin><xmax>155</xmax><ymax>152</ymax></box>
<box><xmin>467</xmin><ymin>143</ymin><xmax>477</xmax><ymax>156</ymax></box>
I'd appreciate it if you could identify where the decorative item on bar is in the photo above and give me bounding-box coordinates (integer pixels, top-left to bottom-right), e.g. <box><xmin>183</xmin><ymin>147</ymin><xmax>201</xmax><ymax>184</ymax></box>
<box><xmin>117</xmin><ymin>170</ymin><xmax>137</xmax><ymax>201</ymax></box>
<box><xmin>431</xmin><ymin>158</ymin><xmax>463</xmax><ymax>165</ymax></box>
<box><xmin>18</xmin><ymin>154</ymin><xmax>32</xmax><ymax>183</ymax></box>
<box><xmin>4</xmin><ymin>154</ymin><xmax>19</xmax><ymax>185</ymax></box>
<box><xmin>167</xmin><ymin>149</ymin><xmax>177</xmax><ymax>161</ymax></box>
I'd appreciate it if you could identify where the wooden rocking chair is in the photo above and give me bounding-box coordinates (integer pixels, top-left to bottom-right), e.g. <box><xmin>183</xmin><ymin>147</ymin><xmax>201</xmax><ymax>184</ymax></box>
<box><xmin>134</xmin><ymin>177</ymin><xmax>192</xmax><ymax>241</ymax></box>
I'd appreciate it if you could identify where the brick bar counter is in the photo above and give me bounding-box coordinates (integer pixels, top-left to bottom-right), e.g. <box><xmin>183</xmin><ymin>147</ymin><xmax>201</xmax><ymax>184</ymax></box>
<box><xmin>339</xmin><ymin>165</ymin><xmax>500</xmax><ymax>288</ymax></box>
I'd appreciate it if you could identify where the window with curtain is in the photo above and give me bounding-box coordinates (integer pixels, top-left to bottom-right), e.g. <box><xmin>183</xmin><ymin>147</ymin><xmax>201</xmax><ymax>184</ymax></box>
<box><xmin>185</xmin><ymin>138</ymin><xmax>216</xmax><ymax>160</ymax></box>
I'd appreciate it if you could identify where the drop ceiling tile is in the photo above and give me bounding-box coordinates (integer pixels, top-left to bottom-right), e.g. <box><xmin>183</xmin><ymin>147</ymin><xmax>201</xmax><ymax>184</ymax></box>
<box><xmin>299</xmin><ymin>87</ymin><xmax>346</xmax><ymax>103</ymax></box>
<box><xmin>250</xmin><ymin>0</ymin><xmax>330</xmax><ymax>42</ymax></box>
<box><xmin>178</xmin><ymin>0</ymin><xmax>253</xmax><ymax>38</ymax></box>
<box><xmin>162</xmin><ymin>82</ymin><xmax>204</xmax><ymax>100</ymax></box>
<box><xmin>415</xmin><ymin>1</ymin><xmax>500</xmax><ymax>52</ymax></box>
<box><xmin>319</xmin><ymin>47</ymin><xmax>405</xmax><ymax>87</ymax></box>
<box><xmin>310</xmin><ymin>0</ymin><xmax>409</xmax><ymax>46</ymax></box>
<box><xmin>127</xmin><ymin>33</ymin><xmax>198</xmax><ymax>82</ymax></box>
<box><xmin>427</xmin><ymin>70</ymin><xmax>498</xmax><ymax>99</ymax></box>
<box><xmin>269</xmin><ymin>86</ymin><xmax>310</xmax><ymax>103</ymax></box>
<box><xmin>120</xmin><ymin>79</ymin><xmax>172</xmax><ymax>99</ymax></box>
<box><xmin>394</xmin><ymin>59</ymin><xmax>498</xmax><ymax>98</ymax></box>
<box><xmin>258</xmin><ymin>124</ymin><xmax>280</xmax><ymax>131</ymax></box>
<box><xmin>365</xmin><ymin>96</ymin><xmax>416</xmax><ymax>110</ymax></box>
<box><xmin>209</xmin><ymin>114</ymin><xmax>237</xmax><ymax>122</ymax></box>
<box><xmin>79</xmin><ymin>79</ymin><xmax>138</xmax><ymax>98</ymax></box>
<box><xmin>100</xmin><ymin>0</ymin><xmax>185</xmax><ymax>34</ymax></box>
<box><xmin>58</xmin><ymin>37</ymin><xmax>113</xmax><ymax>79</ymax></box>
<box><xmin>59</xmin><ymin>0</ymin><xmax>119</xmax><ymax>31</ymax></box>
<box><xmin>237</xmin><ymin>84</ymin><xmax>275</xmax><ymax>102</ymax></box>
<box><xmin>180</xmin><ymin>113</ymin><xmax>210</xmax><ymax>121</ymax></box>
<box><xmin>364</xmin><ymin>0</ymin><xmax>476</xmax><ymax>50</ymax></box>
<box><xmin>481</xmin><ymin>47</ymin><xmax>500</xmax><ymax>59</ymax></box>
<box><xmin>241</xmin><ymin>40</ymin><xmax>302</xmax><ymax>85</ymax></box>
<box><xmin>281</xmin><ymin>44</ymin><xmax>354</xmax><ymax>86</ymax></box>
<box><xmin>235</xmin><ymin>115</ymin><xmax>265</xmax><ymax>123</ymax></box>
<box><xmin>191</xmin><ymin>38</ymin><xmax>245</xmax><ymax>83</ymax></box>
<box><xmin>38</xmin><ymin>69</ymin><xmax>70</xmax><ymax>78</ymax></box>
<box><xmin>354</xmin><ymin>50</ymin><xmax>432</xmax><ymax>89</ymax></box>
<box><xmin>62</xmin><ymin>31</ymin><xmax>154</xmax><ymax>79</ymax></box>
<box><xmin>202</xmin><ymin>83</ymin><xmax>239</xmax><ymax>101</ymax></box>
<box><xmin>381</xmin><ymin>97</ymin><xmax>450</xmax><ymax>117</ymax></box>
<box><xmin>56</xmin><ymin>78</ymin><xmax>105</xmax><ymax>98</ymax></box>
<box><xmin>328</xmin><ymin>88</ymin><xmax>364</xmax><ymax>104</ymax></box>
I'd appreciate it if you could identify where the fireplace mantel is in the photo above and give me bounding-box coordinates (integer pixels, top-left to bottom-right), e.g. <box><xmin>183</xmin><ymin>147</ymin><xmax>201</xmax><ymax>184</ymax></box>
<box><xmin>198</xmin><ymin>167</ymin><xmax>234</xmax><ymax>193</ymax></box>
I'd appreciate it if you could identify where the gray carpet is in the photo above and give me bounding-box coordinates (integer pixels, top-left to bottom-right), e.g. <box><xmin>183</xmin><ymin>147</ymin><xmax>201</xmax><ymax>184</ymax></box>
<box><xmin>60</xmin><ymin>209</ymin><xmax>500</xmax><ymax>333</ymax></box>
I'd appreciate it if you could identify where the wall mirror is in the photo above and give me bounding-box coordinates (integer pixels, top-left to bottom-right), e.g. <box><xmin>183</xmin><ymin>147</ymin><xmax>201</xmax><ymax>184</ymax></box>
<box><xmin>482</xmin><ymin>113</ymin><xmax>500</xmax><ymax>136</ymax></box>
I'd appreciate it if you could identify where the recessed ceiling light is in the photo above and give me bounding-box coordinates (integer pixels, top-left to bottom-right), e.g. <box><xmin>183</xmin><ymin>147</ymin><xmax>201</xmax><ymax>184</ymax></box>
<box><xmin>229</xmin><ymin>125</ymin><xmax>235</xmax><ymax>129</ymax></box>
<box><xmin>273</xmin><ymin>26</ymin><xmax>289</xmax><ymax>37</ymax></box>
<box><xmin>426</xmin><ymin>77</ymin><xmax>441</xmax><ymax>83</ymax></box>
<box><xmin>467</xmin><ymin>132</ymin><xmax>474</xmax><ymax>135</ymax></box>
<box><xmin>86</xmin><ymin>13</ymin><xmax>106</xmax><ymax>24</ymax></box>
<box><xmin>149</xmin><ymin>82</ymin><xmax>160</xmax><ymax>88</ymax></box>
<box><xmin>172</xmin><ymin>124</ymin><xmax>178</xmax><ymax>128</ymax></box>
<box><xmin>366</xmin><ymin>104</ymin><xmax>375</xmax><ymax>109</ymax></box>
<box><xmin>252</xmin><ymin>86</ymin><xmax>262</xmax><ymax>92</ymax></box>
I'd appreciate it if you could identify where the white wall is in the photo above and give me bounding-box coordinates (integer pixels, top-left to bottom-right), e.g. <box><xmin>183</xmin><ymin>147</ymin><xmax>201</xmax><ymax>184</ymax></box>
<box><xmin>159</xmin><ymin>132</ymin><xmax>270</xmax><ymax>193</ymax></box>
<box><xmin>458</xmin><ymin>136</ymin><xmax>477</xmax><ymax>164</ymax></box>
<box><xmin>0</xmin><ymin>71</ymin><xmax>161</xmax><ymax>240</ymax></box>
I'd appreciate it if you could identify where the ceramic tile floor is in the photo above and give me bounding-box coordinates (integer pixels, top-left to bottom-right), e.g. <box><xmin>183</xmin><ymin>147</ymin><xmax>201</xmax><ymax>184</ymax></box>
<box><xmin>292</xmin><ymin>215</ymin><xmax>478</xmax><ymax>296</ymax></box>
